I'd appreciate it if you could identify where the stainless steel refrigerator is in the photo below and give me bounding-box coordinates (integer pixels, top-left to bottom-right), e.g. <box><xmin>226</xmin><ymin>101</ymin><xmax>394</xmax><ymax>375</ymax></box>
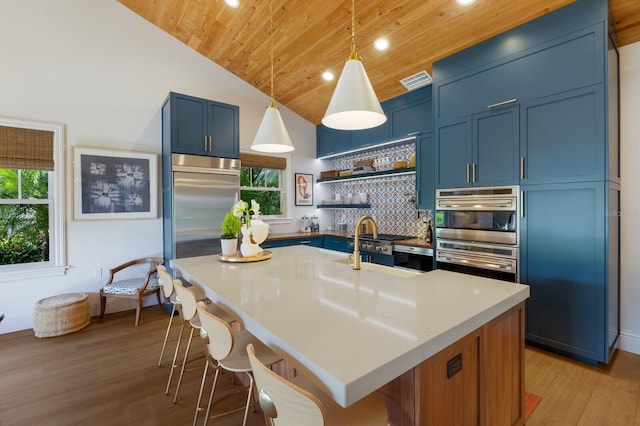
<box><xmin>163</xmin><ymin>154</ymin><xmax>240</xmax><ymax>263</ymax></box>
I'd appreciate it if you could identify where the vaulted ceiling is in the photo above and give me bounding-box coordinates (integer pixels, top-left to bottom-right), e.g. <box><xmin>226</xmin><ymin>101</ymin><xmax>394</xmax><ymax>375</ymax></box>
<box><xmin>119</xmin><ymin>0</ymin><xmax>640</xmax><ymax>125</ymax></box>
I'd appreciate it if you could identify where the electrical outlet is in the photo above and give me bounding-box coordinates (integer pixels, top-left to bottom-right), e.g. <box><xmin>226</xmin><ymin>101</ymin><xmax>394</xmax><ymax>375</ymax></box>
<box><xmin>377</xmin><ymin>157</ymin><xmax>390</xmax><ymax>166</ymax></box>
<box><xmin>93</xmin><ymin>267</ymin><xmax>102</xmax><ymax>278</ymax></box>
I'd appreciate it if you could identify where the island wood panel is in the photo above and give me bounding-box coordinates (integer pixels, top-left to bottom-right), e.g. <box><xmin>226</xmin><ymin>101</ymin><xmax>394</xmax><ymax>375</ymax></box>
<box><xmin>482</xmin><ymin>302</ymin><xmax>525</xmax><ymax>426</ymax></box>
<box><xmin>415</xmin><ymin>329</ymin><xmax>481</xmax><ymax>425</ymax></box>
<box><xmin>377</xmin><ymin>302</ymin><xmax>524</xmax><ymax>426</ymax></box>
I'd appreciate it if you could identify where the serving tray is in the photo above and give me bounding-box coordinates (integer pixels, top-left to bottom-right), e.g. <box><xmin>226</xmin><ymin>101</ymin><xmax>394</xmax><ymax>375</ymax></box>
<box><xmin>218</xmin><ymin>250</ymin><xmax>272</xmax><ymax>263</ymax></box>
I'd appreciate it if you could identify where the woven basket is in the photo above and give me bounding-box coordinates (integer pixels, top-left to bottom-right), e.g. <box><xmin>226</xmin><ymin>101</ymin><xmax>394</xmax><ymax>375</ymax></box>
<box><xmin>33</xmin><ymin>293</ymin><xmax>90</xmax><ymax>338</ymax></box>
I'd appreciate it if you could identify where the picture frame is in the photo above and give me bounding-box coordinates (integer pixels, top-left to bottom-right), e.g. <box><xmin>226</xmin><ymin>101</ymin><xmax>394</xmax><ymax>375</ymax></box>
<box><xmin>73</xmin><ymin>147</ymin><xmax>158</xmax><ymax>220</ymax></box>
<box><xmin>294</xmin><ymin>173</ymin><xmax>313</xmax><ymax>206</ymax></box>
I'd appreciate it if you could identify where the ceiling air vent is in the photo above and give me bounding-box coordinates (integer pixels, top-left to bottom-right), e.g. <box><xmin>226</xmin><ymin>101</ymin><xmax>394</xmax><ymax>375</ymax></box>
<box><xmin>400</xmin><ymin>70</ymin><xmax>432</xmax><ymax>91</ymax></box>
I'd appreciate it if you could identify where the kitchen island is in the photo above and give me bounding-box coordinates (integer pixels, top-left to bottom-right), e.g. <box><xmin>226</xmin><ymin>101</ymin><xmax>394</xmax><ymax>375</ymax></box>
<box><xmin>172</xmin><ymin>246</ymin><xmax>529</xmax><ymax>425</ymax></box>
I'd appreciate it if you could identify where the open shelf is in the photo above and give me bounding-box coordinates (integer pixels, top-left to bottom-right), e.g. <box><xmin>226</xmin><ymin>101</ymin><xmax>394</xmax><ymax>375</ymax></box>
<box><xmin>317</xmin><ymin>167</ymin><xmax>415</xmax><ymax>183</ymax></box>
<box><xmin>317</xmin><ymin>203</ymin><xmax>372</xmax><ymax>209</ymax></box>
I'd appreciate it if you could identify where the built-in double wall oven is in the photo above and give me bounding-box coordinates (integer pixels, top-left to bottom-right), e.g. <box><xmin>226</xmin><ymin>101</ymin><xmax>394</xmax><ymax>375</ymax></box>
<box><xmin>435</xmin><ymin>185</ymin><xmax>520</xmax><ymax>282</ymax></box>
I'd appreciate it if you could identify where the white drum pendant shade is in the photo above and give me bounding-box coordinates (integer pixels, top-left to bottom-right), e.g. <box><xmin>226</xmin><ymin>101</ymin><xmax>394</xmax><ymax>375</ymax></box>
<box><xmin>251</xmin><ymin>104</ymin><xmax>294</xmax><ymax>153</ymax></box>
<box><xmin>322</xmin><ymin>58</ymin><xmax>387</xmax><ymax>131</ymax></box>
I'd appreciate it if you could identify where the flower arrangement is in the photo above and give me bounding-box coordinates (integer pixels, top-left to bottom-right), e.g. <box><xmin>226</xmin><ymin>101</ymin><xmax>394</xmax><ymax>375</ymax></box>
<box><xmin>232</xmin><ymin>199</ymin><xmax>261</xmax><ymax>229</ymax></box>
<box><xmin>220</xmin><ymin>212</ymin><xmax>241</xmax><ymax>240</ymax></box>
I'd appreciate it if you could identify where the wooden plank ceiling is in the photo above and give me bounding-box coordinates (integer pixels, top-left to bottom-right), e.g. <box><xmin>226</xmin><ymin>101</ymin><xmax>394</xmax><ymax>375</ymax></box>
<box><xmin>118</xmin><ymin>0</ymin><xmax>640</xmax><ymax>125</ymax></box>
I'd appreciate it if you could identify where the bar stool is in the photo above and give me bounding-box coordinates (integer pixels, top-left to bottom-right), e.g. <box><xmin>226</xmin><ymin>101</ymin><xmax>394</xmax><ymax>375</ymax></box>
<box><xmin>157</xmin><ymin>265</ymin><xmax>210</xmax><ymax>367</ymax></box>
<box><xmin>157</xmin><ymin>265</ymin><xmax>179</xmax><ymax>367</ymax></box>
<box><xmin>170</xmin><ymin>280</ymin><xmax>236</xmax><ymax>404</ymax></box>
<box><xmin>195</xmin><ymin>302</ymin><xmax>282</xmax><ymax>426</ymax></box>
<box><xmin>247</xmin><ymin>343</ymin><xmax>388</xmax><ymax>425</ymax></box>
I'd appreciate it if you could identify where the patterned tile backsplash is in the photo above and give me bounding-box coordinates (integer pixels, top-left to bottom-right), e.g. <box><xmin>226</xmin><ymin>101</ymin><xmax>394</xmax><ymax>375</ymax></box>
<box><xmin>324</xmin><ymin>140</ymin><xmax>431</xmax><ymax>237</ymax></box>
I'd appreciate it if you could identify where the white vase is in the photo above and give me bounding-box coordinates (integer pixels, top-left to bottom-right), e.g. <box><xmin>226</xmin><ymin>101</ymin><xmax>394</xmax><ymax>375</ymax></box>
<box><xmin>240</xmin><ymin>220</ymin><xmax>269</xmax><ymax>257</ymax></box>
<box><xmin>220</xmin><ymin>238</ymin><xmax>237</xmax><ymax>256</ymax></box>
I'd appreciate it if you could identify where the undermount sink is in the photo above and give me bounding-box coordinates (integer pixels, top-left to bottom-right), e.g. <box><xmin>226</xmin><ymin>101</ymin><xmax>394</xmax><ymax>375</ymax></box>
<box><xmin>333</xmin><ymin>257</ymin><xmax>421</xmax><ymax>278</ymax></box>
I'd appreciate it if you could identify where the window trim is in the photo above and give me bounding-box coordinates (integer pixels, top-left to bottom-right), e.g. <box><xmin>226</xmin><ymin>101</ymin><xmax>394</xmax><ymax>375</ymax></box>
<box><xmin>240</xmin><ymin>151</ymin><xmax>293</xmax><ymax>225</ymax></box>
<box><xmin>240</xmin><ymin>166</ymin><xmax>286</xmax><ymax>219</ymax></box>
<box><xmin>0</xmin><ymin>117</ymin><xmax>67</xmax><ymax>281</ymax></box>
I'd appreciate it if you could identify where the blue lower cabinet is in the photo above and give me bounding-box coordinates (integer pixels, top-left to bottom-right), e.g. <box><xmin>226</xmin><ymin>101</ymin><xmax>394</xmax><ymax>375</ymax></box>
<box><xmin>360</xmin><ymin>251</ymin><xmax>394</xmax><ymax>267</ymax></box>
<box><xmin>520</xmin><ymin>181</ymin><xmax>617</xmax><ymax>364</ymax></box>
<box><xmin>324</xmin><ymin>236</ymin><xmax>350</xmax><ymax>253</ymax></box>
<box><xmin>262</xmin><ymin>236</ymin><xmax>324</xmax><ymax>249</ymax></box>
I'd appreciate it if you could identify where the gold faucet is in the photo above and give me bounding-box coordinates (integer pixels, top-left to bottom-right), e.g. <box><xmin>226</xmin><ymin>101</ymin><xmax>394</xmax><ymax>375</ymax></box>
<box><xmin>353</xmin><ymin>215</ymin><xmax>378</xmax><ymax>270</ymax></box>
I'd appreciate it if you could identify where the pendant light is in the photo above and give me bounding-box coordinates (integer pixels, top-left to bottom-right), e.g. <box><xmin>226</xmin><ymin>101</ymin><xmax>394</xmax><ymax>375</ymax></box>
<box><xmin>322</xmin><ymin>0</ymin><xmax>386</xmax><ymax>131</ymax></box>
<box><xmin>251</xmin><ymin>0</ymin><xmax>294</xmax><ymax>153</ymax></box>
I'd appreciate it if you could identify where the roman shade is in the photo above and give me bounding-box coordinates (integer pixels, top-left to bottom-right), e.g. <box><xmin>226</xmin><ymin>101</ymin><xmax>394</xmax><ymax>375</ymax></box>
<box><xmin>0</xmin><ymin>125</ymin><xmax>54</xmax><ymax>170</ymax></box>
<box><xmin>240</xmin><ymin>152</ymin><xmax>286</xmax><ymax>170</ymax></box>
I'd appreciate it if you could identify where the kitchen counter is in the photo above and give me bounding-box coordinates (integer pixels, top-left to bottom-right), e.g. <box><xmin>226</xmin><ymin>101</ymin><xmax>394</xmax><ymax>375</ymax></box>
<box><xmin>393</xmin><ymin>236</ymin><xmax>432</xmax><ymax>250</ymax></box>
<box><xmin>171</xmin><ymin>245</ymin><xmax>528</xmax><ymax>415</ymax></box>
<box><xmin>265</xmin><ymin>230</ymin><xmax>350</xmax><ymax>241</ymax></box>
<box><xmin>266</xmin><ymin>231</ymin><xmax>434</xmax><ymax>250</ymax></box>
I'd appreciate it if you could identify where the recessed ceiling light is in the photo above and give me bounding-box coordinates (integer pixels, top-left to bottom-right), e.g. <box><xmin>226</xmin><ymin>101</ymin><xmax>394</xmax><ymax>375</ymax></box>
<box><xmin>322</xmin><ymin>71</ymin><xmax>334</xmax><ymax>81</ymax></box>
<box><xmin>374</xmin><ymin>38</ymin><xmax>389</xmax><ymax>51</ymax></box>
<box><xmin>456</xmin><ymin>0</ymin><xmax>476</xmax><ymax>5</ymax></box>
<box><xmin>225</xmin><ymin>0</ymin><xmax>240</xmax><ymax>8</ymax></box>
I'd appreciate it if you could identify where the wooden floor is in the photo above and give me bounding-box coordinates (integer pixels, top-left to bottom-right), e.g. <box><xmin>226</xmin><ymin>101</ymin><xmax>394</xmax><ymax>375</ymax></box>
<box><xmin>1</xmin><ymin>306</ymin><xmax>640</xmax><ymax>425</ymax></box>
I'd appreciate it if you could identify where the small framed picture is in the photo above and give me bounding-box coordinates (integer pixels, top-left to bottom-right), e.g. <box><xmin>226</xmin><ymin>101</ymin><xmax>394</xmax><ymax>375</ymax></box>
<box><xmin>73</xmin><ymin>147</ymin><xmax>158</xmax><ymax>220</ymax></box>
<box><xmin>294</xmin><ymin>173</ymin><xmax>313</xmax><ymax>206</ymax></box>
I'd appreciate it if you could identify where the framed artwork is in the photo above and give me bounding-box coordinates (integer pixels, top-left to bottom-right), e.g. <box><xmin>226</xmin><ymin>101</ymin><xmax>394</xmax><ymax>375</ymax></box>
<box><xmin>294</xmin><ymin>173</ymin><xmax>313</xmax><ymax>206</ymax></box>
<box><xmin>73</xmin><ymin>147</ymin><xmax>158</xmax><ymax>220</ymax></box>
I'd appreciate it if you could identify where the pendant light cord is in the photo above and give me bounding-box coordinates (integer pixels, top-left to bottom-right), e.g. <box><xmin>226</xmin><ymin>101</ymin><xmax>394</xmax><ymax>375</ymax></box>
<box><xmin>349</xmin><ymin>0</ymin><xmax>360</xmax><ymax>60</ymax></box>
<box><xmin>269</xmin><ymin>0</ymin><xmax>275</xmax><ymax>106</ymax></box>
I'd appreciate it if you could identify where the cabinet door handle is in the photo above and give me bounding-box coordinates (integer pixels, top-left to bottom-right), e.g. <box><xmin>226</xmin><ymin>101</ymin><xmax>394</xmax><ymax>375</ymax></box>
<box><xmin>466</xmin><ymin>163</ymin><xmax>470</xmax><ymax>183</ymax></box>
<box><xmin>407</xmin><ymin>131</ymin><xmax>421</xmax><ymax>137</ymax></box>
<box><xmin>520</xmin><ymin>191</ymin><xmax>525</xmax><ymax>218</ymax></box>
<box><xmin>208</xmin><ymin>136</ymin><xmax>213</xmax><ymax>152</ymax></box>
<box><xmin>472</xmin><ymin>163</ymin><xmax>477</xmax><ymax>182</ymax></box>
<box><xmin>487</xmin><ymin>98</ymin><xmax>517</xmax><ymax>109</ymax></box>
<box><xmin>204</xmin><ymin>136</ymin><xmax>208</xmax><ymax>152</ymax></box>
<box><xmin>520</xmin><ymin>157</ymin><xmax>525</xmax><ymax>179</ymax></box>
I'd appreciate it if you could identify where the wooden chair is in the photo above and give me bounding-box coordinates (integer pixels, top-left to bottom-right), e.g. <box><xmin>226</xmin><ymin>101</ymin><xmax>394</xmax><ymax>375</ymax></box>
<box><xmin>246</xmin><ymin>343</ymin><xmax>388</xmax><ymax>426</ymax></box>
<box><xmin>99</xmin><ymin>257</ymin><xmax>164</xmax><ymax>326</ymax></box>
<box><xmin>195</xmin><ymin>302</ymin><xmax>282</xmax><ymax>426</ymax></box>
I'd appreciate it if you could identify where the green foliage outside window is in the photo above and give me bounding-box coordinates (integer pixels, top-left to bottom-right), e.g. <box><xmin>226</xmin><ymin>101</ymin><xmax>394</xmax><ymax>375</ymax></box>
<box><xmin>0</xmin><ymin>169</ymin><xmax>50</xmax><ymax>265</ymax></box>
<box><xmin>240</xmin><ymin>167</ymin><xmax>282</xmax><ymax>216</ymax></box>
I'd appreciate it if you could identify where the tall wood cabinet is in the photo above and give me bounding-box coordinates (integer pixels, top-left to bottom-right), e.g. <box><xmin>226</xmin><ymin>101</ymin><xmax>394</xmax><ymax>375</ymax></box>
<box><xmin>432</xmin><ymin>0</ymin><xmax>619</xmax><ymax>364</ymax></box>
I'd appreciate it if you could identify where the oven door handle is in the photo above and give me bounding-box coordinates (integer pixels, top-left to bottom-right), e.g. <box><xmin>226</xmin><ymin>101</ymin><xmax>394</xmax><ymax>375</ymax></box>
<box><xmin>437</xmin><ymin>251</ymin><xmax>516</xmax><ymax>272</ymax></box>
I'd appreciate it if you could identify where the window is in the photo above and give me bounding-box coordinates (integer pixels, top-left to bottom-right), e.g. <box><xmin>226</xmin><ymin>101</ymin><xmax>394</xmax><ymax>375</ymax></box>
<box><xmin>0</xmin><ymin>118</ymin><xmax>66</xmax><ymax>279</ymax></box>
<box><xmin>239</xmin><ymin>153</ymin><xmax>286</xmax><ymax>217</ymax></box>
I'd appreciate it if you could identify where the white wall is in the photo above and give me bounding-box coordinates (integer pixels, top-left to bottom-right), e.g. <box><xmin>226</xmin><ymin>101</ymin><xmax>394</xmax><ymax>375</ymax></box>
<box><xmin>0</xmin><ymin>0</ymin><xmax>320</xmax><ymax>333</ymax></box>
<box><xmin>619</xmin><ymin>41</ymin><xmax>640</xmax><ymax>354</ymax></box>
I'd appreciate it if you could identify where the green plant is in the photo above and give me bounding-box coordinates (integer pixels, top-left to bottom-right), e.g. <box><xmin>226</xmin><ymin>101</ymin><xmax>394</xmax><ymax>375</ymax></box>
<box><xmin>221</xmin><ymin>212</ymin><xmax>242</xmax><ymax>239</ymax></box>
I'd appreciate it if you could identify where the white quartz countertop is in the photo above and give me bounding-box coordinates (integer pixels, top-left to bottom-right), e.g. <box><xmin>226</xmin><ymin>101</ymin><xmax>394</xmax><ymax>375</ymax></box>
<box><xmin>171</xmin><ymin>246</ymin><xmax>529</xmax><ymax>407</ymax></box>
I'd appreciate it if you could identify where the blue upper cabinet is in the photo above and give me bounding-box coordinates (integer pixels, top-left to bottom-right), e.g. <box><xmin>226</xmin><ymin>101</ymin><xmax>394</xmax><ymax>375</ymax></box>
<box><xmin>520</xmin><ymin>85</ymin><xmax>605</xmax><ymax>184</ymax></box>
<box><xmin>416</xmin><ymin>133</ymin><xmax>434</xmax><ymax>211</ymax></box>
<box><xmin>435</xmin><ymin>24</ymin><xmax>604</xmax><ymax>122</ymax></box>
<box><xmin>163</xmin><ymin>92</ymin><xmax>239</xmax><ymax>159</ymax></box>
<box><xmin>386</xmin><ymin>86</ymin><xmax>433</xmax><ymax>138</ymax></box>
<box><xmin>473</xmin><ymin>105</ymin><xmax>520</xmax><ymax>186</ymax></box>
<box><xmin>350</xmin><ymin>120</ymin><xmax>389</xmax><ymax>150</ymax></box>
<box><xmin>435</xmin><ymin>118</ymin><xmax>471</xmax><ymax>188</ymax></box>
<box><xmin>316</xmin><ymin>125</ymin><xmax>351</xmax><ymax>158</ymax></box>
<box><xmin>435</xmin><ymin>104</ymin><xmax>519</xmax><ymax>188</ymax></box>
<box><xmin>317</xmin><ymin>86</ymin><xmax>433</xmax><ymax>158</ymax></box>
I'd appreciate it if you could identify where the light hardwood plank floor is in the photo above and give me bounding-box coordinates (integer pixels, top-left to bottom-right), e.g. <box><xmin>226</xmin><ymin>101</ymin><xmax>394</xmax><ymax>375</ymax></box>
<box><xmin>1</xmin><ymin>306</ymin><xmax>640</xmax><ymax>425</ymax></box>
